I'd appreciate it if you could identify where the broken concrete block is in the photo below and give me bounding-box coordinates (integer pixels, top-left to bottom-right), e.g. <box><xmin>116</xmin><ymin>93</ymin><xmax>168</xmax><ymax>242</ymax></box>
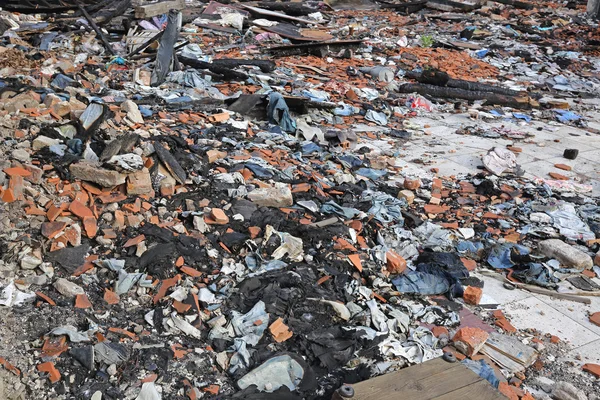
<box><xmin>70</xmin><ymin>162</ymin><xmax>126</xmax><ymax>188</ymax></box>
<box><xmin>452</xmin><ymin>327</ymin><xmax>488</xmax><ymax>357</ymax></box>
<box><xmin>21</xmin><ymin>255</ymin><xmax>42</xmax><ymax>270</ymax></box>
<box><xmin>121</xmin><ymin>100</ymin><xmax>144</xmax><ymax>124</ymax></box>
<box><xmin>33</xmin><ymin>136</ymin><xmax>60</xmax><ymax>150</ymax></box>
<box><xmin>551</xmin><ymin>381</ymin><xmax>587</xmax><ymax>400</ymax></box>
<box><xmin>51</xmin><ymin>101</ymin><xmax>72</xmax><ymax>118</ymax></box>
<box><xmin>53</xmin><ymin>278</ymin><xmax>85</xmax><ymax>297</ymax></box>
<box><xmin>127</xmin><ymin>168</ymin><xmax>152</xmax><ymax>195</ymax></box>
<box><xmin>397</xmin><ymin>189</ymin><xmax>415</xmax><ymax>204</ymax></box>
<box><xmin>538</xmin><ymin>239</ymin><xmax>593</xmax><ymax>270</ymax></box>
<box><xmin>11</xmin><ymin>148</ymin><xmax>30</xmax><ymax>162</ymax></box>
<box><xmin>248</xmin><ymin>185</ymin><xmax>293</xmax><ymax>208</ymax></box>
<box><xmin>206</xmin><ymin>149</ymin><xmax>227</xmax><ymax>163</ymax></box>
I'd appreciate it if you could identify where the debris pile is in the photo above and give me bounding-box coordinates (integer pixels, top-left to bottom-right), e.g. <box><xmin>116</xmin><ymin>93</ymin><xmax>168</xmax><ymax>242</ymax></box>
<box><xmin>0</xmin><ymin>0</ymin><xmax>599</xmax><ymax>399</ymax></box>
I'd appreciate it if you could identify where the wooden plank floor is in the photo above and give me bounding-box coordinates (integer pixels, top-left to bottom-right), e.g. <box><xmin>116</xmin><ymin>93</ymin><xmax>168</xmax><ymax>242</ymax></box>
<box><xmin>352</xmin><ymin>357</ymin><xmax>505</xmax><ymax>400</ymax></box>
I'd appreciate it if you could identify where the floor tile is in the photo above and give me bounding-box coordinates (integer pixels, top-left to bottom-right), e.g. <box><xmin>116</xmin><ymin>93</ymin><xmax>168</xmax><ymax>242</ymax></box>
<box><xmin>502</xmin><ymin>297</ymin><xmax>600</xmax><ymax>349</ymax></box>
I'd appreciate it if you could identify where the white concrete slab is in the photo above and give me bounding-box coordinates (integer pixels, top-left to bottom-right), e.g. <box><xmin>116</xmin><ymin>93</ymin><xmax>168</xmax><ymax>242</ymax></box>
<box><xmin>561</xmin><ymin>339</ymin><xmax>600</xmax><ymax>365</ymax></box>
<box><xmin>477</xmin><ymin>274</ymin><xmax>533</xmax><ymax>305</ymax></box>
<box><xmin>502</xmin><ymin>296</ymin><xmax>600</xmax><ymax>349</ymax></box>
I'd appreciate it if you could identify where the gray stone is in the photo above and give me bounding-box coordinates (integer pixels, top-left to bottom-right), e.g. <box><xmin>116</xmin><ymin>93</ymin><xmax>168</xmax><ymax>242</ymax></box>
<box><xmin>534</xmin><ymin>376</ymin><xmax>556</xmax><ymax>393</ymax></box>
<box><xmin>552</xmin><ymin>381</ymin><xmax>587</xmax><ymax>400</ymax></box>
<box><xmin>70</xmin><ymin>162</ymin><xmax>126</xmax><ymax>187</ymax></box>
<box><xmin>53</xmin><ymin>278</ymin><xmax>85</xmax><ymax>297</ymax></box>
<box><xmin>11</xmin><ymin>148</ymin><xmax>30</xmax><ymax>162</ymax></box>
<box><xmin>107</xmin><ymin>364</ymin><xmax>117</xmax><ymax>376</ymax></box>
<box><xmin>121</xmin><ymin>100</ymin><xmax>144</xmax><ymax>124</ymax></box>
<box><xmin>248</xmin><ymin>185</ymin><xmax>293</xmax><ymax>208</ymax></box>
<box><xmin>539</xmin><ymin>239</ymin><xmax>593</xmax><ymax>269</ymax></box>
<box><xmin>20</xmin><ymin>255</ymin><xmax>42</xmax><ymax>270</ymax></box>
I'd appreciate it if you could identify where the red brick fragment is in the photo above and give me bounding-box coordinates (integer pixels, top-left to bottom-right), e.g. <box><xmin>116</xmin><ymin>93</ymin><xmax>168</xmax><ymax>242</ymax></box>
<box><xmin>431</xmin><ymin>326</ymin><xmax>449</xmax><ymax>338</ymax></box>
<box><xmin>582</xmin><ymin>363</ymin><xmax>600</xmax><ymax>378</ymax></box>
<box><xmin>549</xmin><ymin>172</ymin><xmax>569</xmax><ymax>180</ymax></box>
<box><xmin>124</xmin><ymin>234</ymin><xmax>145</xmax><ymax>248</ymax></box>
<box><xmin>348</xmin><ymin>254</ymin><xmax>362</xmax><ymax>272</ymax></box>
<box><xmin>461</xmin><ymin>258</ymin><xmax>477</xmax><ymax>271</ymax></box>
<box><xmin>41</xmin><ymin>221</ymin><xmax>66</xmax><ymax>239</ymax></box>
<box><xmin>498</xmin><ymin>382</ymin><xmax>519</xmax><ymax>400</ymax></box>
<box><xmin>37</xmin><ymin>362</ymin><xmax>61</xmax><ymax>383</ymax></box>
<box><xmin>75</xmin><ymin>294</ymin><xmax>92</xmax><ymax>309</ymax></box>
<box><xmin>404</xmin><ymin>178</ymin><xmax>421</xmax><ymax>190</ymax></box>
<box><xmin>463</xmin><ymin>286</ymin><xmax>482</xmax><ymax>305</ymax></box>
<box><xmin>554</xmin><ymin>164</ymin><xmax>572</xmax><ymax>171</ymax></box>
<box><xmin>248</xmin><ymin>226</ymin><xmax>261</xmax><ymax>239</ymax></box>
<box><xmin>452</xmin><ymin>327</ymin><xmax>489</xmax><ymax>357</ymax></box>
<box><xmin>36</xmin><ymin>291</ymin><xmax>56</xmax><ymax>306</ymax></box>
<box><xmin>590</xmin><ymin>312</ymin><xmax>600</xmax><ymax>327</ymax></box>
<box><xmin>0</xmin><ymin>357</ymin><xmax>20</xmax><ymax>376</ymax></box>
<box><xmin>69</xmin><ymin>200</ymin><xmax>94</xmax><ymax>219</ymax></box>
<box><xmin>386</xmin><ymin>251</ymin><xmax>406</xmax><ymax>274</ymax></box>
<box><xmin>104</xmin><ymin>289</ymin><xmax>120</xmax><ymax>305</ymax></box>
<box><xmin>269</xmin><ymin>317</ymin><xmax>293</xmax><ymax>342</ymax></box>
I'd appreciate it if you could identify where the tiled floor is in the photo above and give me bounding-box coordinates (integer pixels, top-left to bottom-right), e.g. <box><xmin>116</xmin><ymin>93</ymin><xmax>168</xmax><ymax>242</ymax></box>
<box><xmin>400</xmin><ymin>113</ymin><xmax>600</xmax><ymax>195</ymax></box>
<box><xmin>477</xmin><ymin>274</ymin><xmax>600</xmax><ymax>369</ymax></box>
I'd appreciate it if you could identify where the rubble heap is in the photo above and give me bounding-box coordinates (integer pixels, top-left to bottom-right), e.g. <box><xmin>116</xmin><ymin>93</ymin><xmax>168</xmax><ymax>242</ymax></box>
<box><xmin>0</xmin><ymin>0</ymin><xmax>599</xmax><ymax>399</ymax></box>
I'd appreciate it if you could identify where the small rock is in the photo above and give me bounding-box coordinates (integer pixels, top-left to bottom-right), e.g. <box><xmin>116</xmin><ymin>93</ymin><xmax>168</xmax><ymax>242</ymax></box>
<box><xmin>533</xmin><ymin>376</ymin><xmax>555</xmax><ymax>392</ymax></box>
<box><xmin>32</xmin><ymin>135</ymin><xmax>60</xmax><ymax>150</ymax></box>
<box><xmin>551</xmin><ymin>381</ymin><xmax>587</xmax><ymax>400</ymax></box>
<box><xmin>107</xmin><ymin>364</ymin><xmax>117</xmax><ymax>376</ymax></box>
<box><xmin>563</xmin><ymin>149</ymin><xmax>579</xmax><ymax>160</ymax></box>
<box><xmin>20</xmin><ymin>255</ymin><xmax>42</xmax><ymax>270</ymax></box>
<box><xmin>53</xmin><ymin>278</ymin><xmax>85</xmax><ymax>297</ymax></box>
<box><xmin>121</xmin><ymin>100</ymin><xmax>144</xmax><ymax>124</ymax></box>
<box><xmin>91</xmin><ymin>391</ymin><xmax>103</xmax><ymax>400</ymax></box>
<box><xmin>11</xmin><ymin>148</ymin><xmax>30</xmax><ymax>162</ymax></box>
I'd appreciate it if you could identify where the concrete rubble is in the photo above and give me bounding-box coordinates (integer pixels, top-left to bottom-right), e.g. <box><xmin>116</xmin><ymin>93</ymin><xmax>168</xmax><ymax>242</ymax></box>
<box><xmin>0</xmin><ymin>0</ymin><xmax>599</xmax><ymax>399</ymax></box>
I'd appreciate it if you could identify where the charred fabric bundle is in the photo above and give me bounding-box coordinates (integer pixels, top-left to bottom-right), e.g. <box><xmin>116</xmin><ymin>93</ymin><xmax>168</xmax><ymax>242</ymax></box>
<box><xmin>400</xmin><ymin>70</ymin><xmax>534</xmax><ymax>109</ymax></box>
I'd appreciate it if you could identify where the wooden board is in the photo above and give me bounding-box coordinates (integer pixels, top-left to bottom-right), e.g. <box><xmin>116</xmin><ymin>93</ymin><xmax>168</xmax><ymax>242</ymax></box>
<box><xmin>352</xmin><ymin>357</ymin><xmax>505</xmax><ymax>400</ymax></box>
<box><xmin>135</xmin><ymin>0</ymin><xmax>185</xmax><ymax>19</ymax></box>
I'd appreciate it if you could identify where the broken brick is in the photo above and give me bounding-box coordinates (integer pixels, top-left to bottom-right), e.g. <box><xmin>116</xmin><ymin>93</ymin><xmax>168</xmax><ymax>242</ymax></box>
<box><xmin>348</xmin><ymin>254</ymin><xmax>362</xmax><ymax>272</ymax></box>
<box><xmin>582</xmin><ymin>363</ymin><xmax>600</xmax><ymax>378</ymax></box>
<box><xmin>37</xmin><ymin>362</ymin><xmax>61</xmax><ymax>383</ymax></box>
<box><xmin>41</xmin><ymin>221</ymin><xmax>67</xmax><ymax>239</ymax></box>
<box><xmin>590</xmin><ymin>312</ymin><xmax>600</xmax><ymax>327</ymax></box>
<box><xmin>463</xmin><ymin>286</ymin><xmax>482</xmax><ymax>305</ymax></box>
<box><xmin>75</xmin><ymin>293</ymin><xmax>92</xmax><ymax>309</ymax></box>
<box><xmin>104</xmin><ymin>289</ymin><xmax>120</xmax><ymax>305</ymax></box>
<box><xmin>554</xmin><ymin>163</ymin><xmax>572</xmax><ymax>171</ymax></box>
<box><xmin>207</xmin><ymin>208</ymin><xmax>229</xmax><ymax>225</ymax></box>
<box><xmin>549</xmin><ymin>172</ymin><xmax>569</xmax><ymax>180</ymax></box>
<box><xmin>269</xmin><ymin>317</ymin><xmax>293</xmax><ymax>342</ymax></box>
<box><xmin>386</xmin><ymin>251</ymin><xmax>406</xmax><ymax>274</ymax></box>
<box><xmin>452</xmin><ymin>327</ymin><xmax>489</xmax><ymax>357</ymax></box>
